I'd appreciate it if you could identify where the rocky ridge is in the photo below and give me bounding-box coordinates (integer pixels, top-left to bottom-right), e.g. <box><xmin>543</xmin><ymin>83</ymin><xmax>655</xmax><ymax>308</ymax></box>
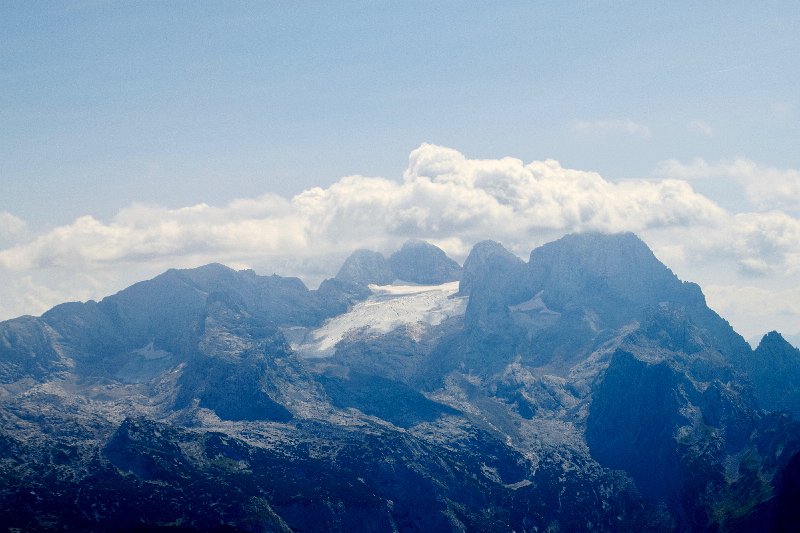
<box><xmin>1</xmin><ymin>234</ymin><xmax>799</xmax><ymax>532</ymax></box>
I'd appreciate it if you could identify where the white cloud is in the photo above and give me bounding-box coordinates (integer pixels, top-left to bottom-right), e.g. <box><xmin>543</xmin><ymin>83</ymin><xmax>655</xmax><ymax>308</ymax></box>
<box><xmin>572</xmin><ymin>119</ymin><xmax>652</xmax><ymax>138</ymax></box>
<box><xmin>0</xmin><ymin>196</ymin><xmax>303</xmax><ymax>271</ymax></box>
<box><xmin>687</xmin><ymin>119</ymin><xmax>713</xmax><ymax>136</ymax></box>
<box><xmin>730</xmin><ymin>211</ymin><xmax>800</xmax><ymax>274</ymax></box>
<box><xmin>0</xmin><ymin>144</ymin><xmax>726</xmax><ymax>278</ymax></box>
<box><xmin>655</xmin><ymin>158</ymin><xmax>713</xmax><ymax>181</ymax></box>
<box><xmin>704</xmin><ymin>284</ymin><xmax>800</xmax><ymax>342</ymax></box>
<box><xmin>0</xmin><ymin>211</ymin><xmax>28</xmax><ymax>247</ymax></box>
<box><xmin>657</xmin><ymin>157</ymin><xmax>800</xmax><ymax>213</ymax></box>
<box><xmin>643</xmin><ymin>210</ymin><xmax>800</xmax><ymax>279</ymax></box>
<box><xmin>0</xmin><ymin>144</ymin><xmax>798</xmax><ymax>344</ymax></box>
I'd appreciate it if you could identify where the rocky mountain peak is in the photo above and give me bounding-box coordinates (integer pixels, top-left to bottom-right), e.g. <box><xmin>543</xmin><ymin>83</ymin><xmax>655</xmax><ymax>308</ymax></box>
<box><xmin>510</xmin><ymin>232</ymin><xmax>750</xmax><ymax>362</ymax></box>
<box><xmin>335</xmin><ymin>249</ymin><xmax>395</xmax><ymax>286</ymax></box>
<box><xmin>388</xmin><ymin>239</ymin><xmax>462</xmax><ymax>284</ymax></box>
<box><xmin>748</xmin><ymin>330</ymin><xmax>800</xmax><ymax>418</ymax></box>
<box><xmin>177</xmin><ymin>262</ymin><xmax>238</xmax><ymax>283</ymax></box>
<box><xmin>459</xmin><ymin>240</ymin><xmax>525</xmax><ymax>296</ymax></box>
<box><xmin>529</xmin><ymin>232</ymin><xmax>675</xmax><ymax>292</ymax></box>
<box><xmin>756</xmin><ymin>330</ymin><xmax>795</xmax><ymax>353</ymax></box>
<box><xmin>527</xmin><ymin>232</ymin><xmax>693</xmax><ymax>324</ymax></box>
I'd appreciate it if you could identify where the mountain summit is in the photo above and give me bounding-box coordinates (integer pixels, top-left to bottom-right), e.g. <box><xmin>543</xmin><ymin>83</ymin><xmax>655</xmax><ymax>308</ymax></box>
<box><xmin>335</xmin><ymin>240</ymin><xmax>462</xmax><ymax>287</ymax></box>
<box><xmin>335</xmin><ymin>249</ymin><xmax>395</xmax><ymax>285</ymax></box>
<box><xmin>388</xmin><ymin>239</ymin><xmax>462</xmax><ymax>284</ymax></box>
<box><xmin>528</xmin><ymin>232</ymin><xmax>693</xmax><ymax>319</ymax></box>
<box><xmin>748</xmin><ymin>331</ymin><xmax>800</xmax><ymax>418</ymax></box>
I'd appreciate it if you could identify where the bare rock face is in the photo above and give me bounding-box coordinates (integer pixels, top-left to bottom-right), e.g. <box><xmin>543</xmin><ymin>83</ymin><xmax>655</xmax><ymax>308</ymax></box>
<box><xmin>335</xmin><ymin>240</ymin><xmax>463</xmax><ymax>287</ymax></box>
<box><xmin>458</xmin><ymin>239</ymin><xmax>526</xmax><ymax>297</ymax></box>
<box><xmin>388</xmin><ymin>239</ymin><xmax>462</xmax><ymax>284</ymax></box>
<box><xmin>458</xmin><ymin>240</ymin><xmax>530</xmax><ymax>336</ymax></box>
<box><xmin>748</xmin><ymin>331</ymin><xmax>800</xmax><ymax>418</ymax></box>
<box><xmin>335</xmin><ymin>249</ymin><xmax>395</xmax><ymax>286</ymax></box>
<box><xmin>0</xmin><ymin>316</ymin><xmax>67</xmax><ymax>382</ymax></box>
<box><xmin>527</xmin><ymin>232</ymin><xmax>750</xmax><ymax>357</ymax></box>
<box><xmin>587</xmin><ymin>350</ymin><xmax>688</xmax><ymax>503</ymax></box>
<box><xmin>528</xmin><ymin>232</ymin><xmax>686</xmax><ymax>320</ymax></box>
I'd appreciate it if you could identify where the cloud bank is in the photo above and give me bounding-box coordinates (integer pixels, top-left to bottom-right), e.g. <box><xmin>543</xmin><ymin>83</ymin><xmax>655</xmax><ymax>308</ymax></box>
<box><xmin>0</xmin><ymin>211</ymin><xmax>27</xmax><ymax>247</ymax></box>
<box><xmin>0</xmin><ymin>144</ymin><xmax>728</xmax><ymax>270</ymax></box>
<box><xmin>1</xmin><ymin>144</ymin><xmax>798</xmax><ymax>340</ymax></box>
<box><xmin>658</xmin><ymin>157</ymin><xmax>800</xmax><ymax>214</ymax></box>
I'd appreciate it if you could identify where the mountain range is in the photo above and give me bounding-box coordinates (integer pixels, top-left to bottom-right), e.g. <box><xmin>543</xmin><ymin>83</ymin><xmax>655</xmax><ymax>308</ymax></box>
<box><xmin>1</xmin><ymin>232</ymin><xmax>799</xmax><ymax>532</ymax></box>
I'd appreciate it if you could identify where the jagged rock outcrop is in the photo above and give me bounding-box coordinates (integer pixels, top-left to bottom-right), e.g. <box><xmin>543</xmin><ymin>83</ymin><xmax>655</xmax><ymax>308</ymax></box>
<box><xmin>458</xmin><ymin>240</ymin><xmax>526</xmax><ymax>296</ymax></box>
<box><xmin>0</xmin><ymin>316</ymin><xmax>68</xmax><ymax>382</ymax></box>
<box><xmin>748</xmin><ymin>331</ymin><xmax>800</xmax><ymax>418</ymax></box>
<box><xmin>336</xmin><ymin>240</ymin><xmax>464</xmax><ymax>287</ymax></box>
<box><xmin>459</xmin><ymin>240</ymin><xmax>529</xmax><ymax>330</ymax></box>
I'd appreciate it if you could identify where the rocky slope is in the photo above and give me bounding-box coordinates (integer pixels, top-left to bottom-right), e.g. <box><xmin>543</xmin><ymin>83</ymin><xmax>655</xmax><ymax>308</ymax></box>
<box><xmin>1</xmin><ymin>234</ymin><xmax>799</xmax><ymax>532</ymax></box>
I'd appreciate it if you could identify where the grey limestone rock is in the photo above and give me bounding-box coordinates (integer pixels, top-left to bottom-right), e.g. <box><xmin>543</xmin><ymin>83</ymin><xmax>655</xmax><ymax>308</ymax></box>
<box><xmin>388</xmin><ymin>239</ymin><xmax>462</xmax><ymax>284</ymax></box>
<box><xmin>458</xmin><ymin>239</ymin><xmax>526</xmax><ymax>296</ymax></box>
<box><xmin>335</xmin><ymin>249</ymin><xmax>395</xmax><ymax>286</ymax></box>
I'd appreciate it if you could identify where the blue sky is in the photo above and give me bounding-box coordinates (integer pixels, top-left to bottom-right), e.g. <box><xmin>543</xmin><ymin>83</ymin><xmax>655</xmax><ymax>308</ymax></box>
<box><xmin>3</xmin><ymin>1</ymin><xmax>798</xmax><ymax>224</ymax></box>
<box><xmin>1</xmin><ymin>2</ymin><xmax>799</xmax><ymax>343</ymax></box>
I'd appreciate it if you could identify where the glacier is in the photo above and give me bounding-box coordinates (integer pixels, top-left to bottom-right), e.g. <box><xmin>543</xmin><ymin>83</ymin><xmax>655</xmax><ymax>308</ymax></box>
<box><xmin>288</xmin><ymin>281</ymin><xmax>467</xmax><ymax>358</ymax></box>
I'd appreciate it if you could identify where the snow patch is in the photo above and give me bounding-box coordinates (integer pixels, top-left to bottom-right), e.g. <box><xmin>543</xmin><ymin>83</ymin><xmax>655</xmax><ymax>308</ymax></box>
<box><xmin>293</xmin><ymin>281</ymin><xmax>466</xmax><ymax>358</ymax></box>
<box><xmin>132</xmin><ymin>341</ymin><xmax>171</xmax><ymax>360</ymax></box>
<box><xmin>509</xmin><ymin>291</ymin><xmax>558</xmax><ymax>314</ymax></box>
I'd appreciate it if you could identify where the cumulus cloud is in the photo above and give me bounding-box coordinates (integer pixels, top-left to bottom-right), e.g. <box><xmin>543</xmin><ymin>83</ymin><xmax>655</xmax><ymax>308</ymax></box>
<box><xmin>640</xmin><ymin>192</ymin><xmax>799</xmax><ymax>278</ymax></box>
<box><xmin>0</xmin><ymin>144</ymin><xmax>726</xmax><ymax>277</ymax></box>
<box><xmin>730</xmin><ymin>211</ymin><xmax>800</xmax><ymax>274</ymax></box>
<box><xmin>572</xmin><ymin>119</ymin><xmax>651</xmax><ymax>138</ymax></box>
<box><xmin>0</xmin><ymin>144</ymin><xmax>798</xmax><ymax>342</ymax></box>
<box><xmin>670</xmin><ymin>210</ymin><xmax>800</xmax><ymax>277</ymax></box>
<box><xmin>657</xmin><ymin>157</ymin><xmax>800</xmax><ymax>213</ymax></box>
<box><xmin>0</xmin><ymin>211</ymin><xmax>28</xmax><ymax>247</ymax></box>
<box><xmin>0</xmin><ymin>196</ymin><xmax>303</xmax><ymax>271</ymax></box>
<box><xmin>704</xmin><ymin>284</ymin><xmax>800</xmax><ymax>342</ymax></box>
